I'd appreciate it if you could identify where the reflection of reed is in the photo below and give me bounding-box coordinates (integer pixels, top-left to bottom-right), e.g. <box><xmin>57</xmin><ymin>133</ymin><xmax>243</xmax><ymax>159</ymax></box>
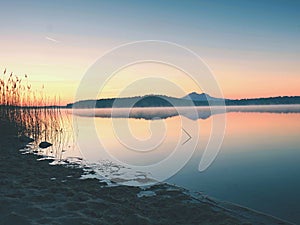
<box><xmin>20</xmin><ymin>108</ymin><xmax>75</xmax><ymax>160</ymax></box>
<box><xmin>0</xmin><ymin>68</ymin><xmax>75</xmax><ymax>160</ymax></box>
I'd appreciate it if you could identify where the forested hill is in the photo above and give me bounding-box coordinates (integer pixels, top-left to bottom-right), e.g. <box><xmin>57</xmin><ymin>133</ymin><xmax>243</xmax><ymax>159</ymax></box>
<box><xmin>66</xmin><ymin>93</ymin><xmax>300</xmax><ymax>108</ymax></box>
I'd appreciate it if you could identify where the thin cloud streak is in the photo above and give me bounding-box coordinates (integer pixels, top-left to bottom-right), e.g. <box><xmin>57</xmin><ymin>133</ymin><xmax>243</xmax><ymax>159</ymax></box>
<box><xmin>45</xmin><ymin>36</ymin><xmax>59</xmax><ymax>43</ymax></box>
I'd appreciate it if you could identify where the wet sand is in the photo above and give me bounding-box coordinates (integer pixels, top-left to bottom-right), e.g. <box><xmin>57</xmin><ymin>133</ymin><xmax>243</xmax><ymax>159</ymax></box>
<box><xmin>0</xmin><ymin>119</ymin><xmax>291</xmax><ymax>225</ymax></box>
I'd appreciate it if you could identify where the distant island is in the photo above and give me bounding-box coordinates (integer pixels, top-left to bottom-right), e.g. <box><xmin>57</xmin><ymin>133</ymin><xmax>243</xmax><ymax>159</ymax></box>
<box><xmin>67</xmin><ymin>92</ymin><xmax>300</xmax><ymax>108</ymax></box>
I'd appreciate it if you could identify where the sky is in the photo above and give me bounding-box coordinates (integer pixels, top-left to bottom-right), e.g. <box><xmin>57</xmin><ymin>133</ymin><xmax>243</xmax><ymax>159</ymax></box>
<box><xmin>0</xmin><ymin>0</ymin><xmax>299</xmax><ymax>104</ymax></box>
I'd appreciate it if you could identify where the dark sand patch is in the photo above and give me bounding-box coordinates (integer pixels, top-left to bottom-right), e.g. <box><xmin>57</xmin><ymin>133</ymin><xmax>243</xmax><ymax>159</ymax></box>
<box><xmin>0</xmin><ymin>119</ymin><xmax>292</xmax><ymax>225</ymax></box>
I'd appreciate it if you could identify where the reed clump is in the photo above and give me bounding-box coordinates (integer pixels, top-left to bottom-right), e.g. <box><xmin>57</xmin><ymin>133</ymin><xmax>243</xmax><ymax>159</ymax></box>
<box><xmin>0</xmin><ymin>68</ymin><xmax>75</xmax><ymax>160</ymax></box>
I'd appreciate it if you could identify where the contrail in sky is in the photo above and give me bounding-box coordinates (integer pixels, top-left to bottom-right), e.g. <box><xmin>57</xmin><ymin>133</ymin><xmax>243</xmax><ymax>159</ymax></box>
<box><xmin>45</xmin><ymin>36</ymin><xmax>59</xmax><ymax>43</ymax></box>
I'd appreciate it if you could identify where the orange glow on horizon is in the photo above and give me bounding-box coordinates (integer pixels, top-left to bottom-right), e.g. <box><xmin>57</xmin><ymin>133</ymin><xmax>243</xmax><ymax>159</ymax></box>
<box><xmin>1</xmin><ymin>34</ymin><xmax>300</xmax><ymax>105</ymax></box>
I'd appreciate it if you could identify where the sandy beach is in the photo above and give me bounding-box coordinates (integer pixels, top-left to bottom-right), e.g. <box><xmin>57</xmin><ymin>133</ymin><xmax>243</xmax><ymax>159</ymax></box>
<box><xmin>0</xmin><ymin>119</ymin><xmax>292</xmax><ymax>225</ymax></box>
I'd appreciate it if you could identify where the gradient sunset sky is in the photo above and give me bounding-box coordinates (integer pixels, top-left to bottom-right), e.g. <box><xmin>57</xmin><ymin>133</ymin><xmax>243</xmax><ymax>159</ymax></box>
<box><xmin>1</xmin><ymin>0</ymin><xmax>299</xmax><ymax>104</ymax></box>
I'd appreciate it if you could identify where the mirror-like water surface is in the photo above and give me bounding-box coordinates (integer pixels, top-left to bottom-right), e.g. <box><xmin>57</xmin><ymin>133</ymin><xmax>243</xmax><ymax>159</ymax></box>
<box><xmin>26</xmin><ymin>105</ymin><xmax>300</xmax><ymax>223</ymax></box>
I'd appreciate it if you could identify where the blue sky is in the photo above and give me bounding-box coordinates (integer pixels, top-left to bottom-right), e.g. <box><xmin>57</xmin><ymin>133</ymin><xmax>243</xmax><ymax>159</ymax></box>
<box><xmin>2</xmin><ymin>0</ymin><xmax>299</xmax><ymax>47</ymax></box>
<box><xmin>1</xmin><ymin>0</ymin><xmax>299</xmax><ymax>102</ymax></box>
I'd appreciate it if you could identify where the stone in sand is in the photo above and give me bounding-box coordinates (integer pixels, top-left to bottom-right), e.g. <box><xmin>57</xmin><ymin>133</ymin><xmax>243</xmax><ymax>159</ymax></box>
<box><xmin>39</xmin><ymin>141</ymin><xmax>52</xmax><ymax>149</ymax></box>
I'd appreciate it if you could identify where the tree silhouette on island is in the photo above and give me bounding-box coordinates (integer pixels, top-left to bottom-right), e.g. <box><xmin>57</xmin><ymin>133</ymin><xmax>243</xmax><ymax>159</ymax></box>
<box><xmin>67</xmin><ymin>92</ymin><xmax>300</xmax><ymax>108</ymax></box>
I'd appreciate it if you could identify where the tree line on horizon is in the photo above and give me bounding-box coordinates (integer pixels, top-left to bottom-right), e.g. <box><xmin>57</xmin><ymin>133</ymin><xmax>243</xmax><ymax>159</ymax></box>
<box><xmin>67</xmin><ymin>94</ymin><xmax>300</xmax><ymax>108</ymax></box>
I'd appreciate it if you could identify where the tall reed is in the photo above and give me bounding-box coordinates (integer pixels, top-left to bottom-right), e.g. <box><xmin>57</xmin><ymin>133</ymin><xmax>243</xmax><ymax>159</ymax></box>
<box><xmin>0</xmin><ymin>68</ymin><xmax>75</xmax><ymax>160</ymax></box>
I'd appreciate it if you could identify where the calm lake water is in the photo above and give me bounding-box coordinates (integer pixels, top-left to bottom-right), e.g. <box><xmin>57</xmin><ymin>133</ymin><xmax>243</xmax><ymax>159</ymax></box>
<box><xmin>30</xmin><ymin>105</ymin><xmax>300</xmax><ymax>224</ymax></box>
<box><xmin>167</xmin><ymin>109</ymin><xmax>300</xmax><ymax>224</ymax></box>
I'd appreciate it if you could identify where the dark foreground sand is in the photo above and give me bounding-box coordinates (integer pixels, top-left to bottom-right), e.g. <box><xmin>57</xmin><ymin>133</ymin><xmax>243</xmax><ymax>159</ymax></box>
<box><xmin>0</xmin><ymin>120</ymin><xmax>291</xmax><ymax>225</ymax></box>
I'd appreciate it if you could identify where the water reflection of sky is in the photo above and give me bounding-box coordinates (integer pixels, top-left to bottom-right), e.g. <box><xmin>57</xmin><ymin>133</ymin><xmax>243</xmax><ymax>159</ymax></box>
<box><xmin>167</xmin><ymin>112</ymin><xmax>300</xmax><ymax>224</ymax></box>
<box><xmin>31</xmin><ymin>105</ymin><xmax>300</xmax><ymax>223</ymax></box>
